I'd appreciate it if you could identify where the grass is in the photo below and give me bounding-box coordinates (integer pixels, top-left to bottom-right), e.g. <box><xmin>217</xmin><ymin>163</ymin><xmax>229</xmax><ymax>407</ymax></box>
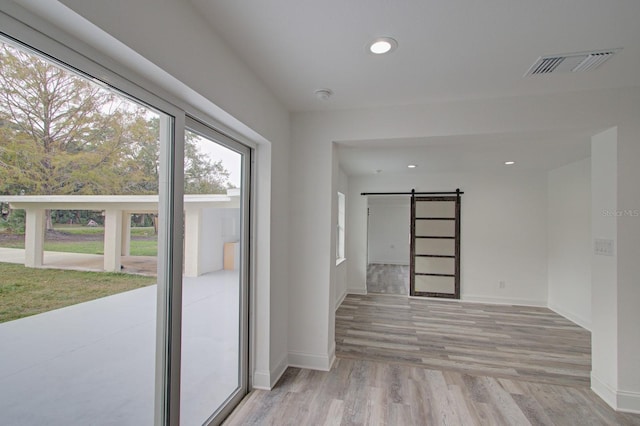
<box><xmin>52</xmin><ymin>225</ymin><xmax>156</xmax><ymax>238</ymax></box>
<box><xmin>0</xmin><ymin>239</ymin><xmax>158</xmax><ymax>256</ymax></box>
<box><xmin>0</xmin><ymin>225</ymin><xmax>158</xmax><ymax>256</ymax></box>
<box><xmin>0</xmin><ymin>262</ymin><xmax>156</xmax><ymax>323</ymax></box>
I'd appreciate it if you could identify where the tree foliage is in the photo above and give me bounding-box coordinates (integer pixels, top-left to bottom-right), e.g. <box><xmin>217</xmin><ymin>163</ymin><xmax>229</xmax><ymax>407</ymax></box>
<box><xmin>0</xmin><ymin>42</ymin><xmax>233</xmax><ymax>229</ymax></box>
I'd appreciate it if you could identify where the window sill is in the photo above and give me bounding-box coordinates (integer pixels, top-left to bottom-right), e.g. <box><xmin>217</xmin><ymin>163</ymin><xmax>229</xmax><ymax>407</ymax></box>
<box><xmin>336</xmin><ymin>257</ymin><xmax>346</xmax><ymax>266</ymax></box>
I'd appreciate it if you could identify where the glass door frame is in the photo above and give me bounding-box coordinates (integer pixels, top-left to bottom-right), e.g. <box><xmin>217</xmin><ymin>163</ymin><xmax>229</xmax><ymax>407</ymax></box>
<box><xmin>184</xmin><ymin>116</ymin><xmax>251</xmax><ymax>425</ymax></box>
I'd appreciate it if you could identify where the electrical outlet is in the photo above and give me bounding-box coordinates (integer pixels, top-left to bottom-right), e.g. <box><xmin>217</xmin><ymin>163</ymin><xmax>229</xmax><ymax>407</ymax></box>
<box><xmin>499</xmin><ymin>281</ymin><xmax>506</xmax><ymax>289</ymax></box>
<box><xmin>594</xmin><ymin>238</ymin><xmax>614</xmax><ymax>256</ymax></box>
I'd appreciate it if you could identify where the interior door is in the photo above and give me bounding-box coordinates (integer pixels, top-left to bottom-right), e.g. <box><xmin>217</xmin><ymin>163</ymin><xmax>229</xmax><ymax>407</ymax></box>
<box><xmin>410</xmin><ymin>194</ymin><xmax>461</xmax><ymax>298</ymax></box>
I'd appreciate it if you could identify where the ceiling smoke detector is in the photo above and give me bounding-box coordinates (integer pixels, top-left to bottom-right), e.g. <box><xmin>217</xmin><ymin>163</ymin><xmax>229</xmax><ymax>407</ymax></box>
<box><xmin>524</xmin><ymin>48</ymin><xmax>621</xmax><ymax>76</ymax></box>
<box><xmin>314</xmin><ymin>88</ymin><xmax>333</xmax><ymax>100</ymax></box>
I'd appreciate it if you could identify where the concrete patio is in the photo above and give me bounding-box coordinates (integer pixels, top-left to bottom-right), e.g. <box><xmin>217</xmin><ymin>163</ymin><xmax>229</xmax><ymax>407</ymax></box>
<box><xmin>0</xmin><ymin>267</ymin><xmax>240</xmax><ymax>425</ymax></box>
<box><xmin>0</xmin><ymin>247</ymin><xmax>157</xmax><ymax>275</ymax></box>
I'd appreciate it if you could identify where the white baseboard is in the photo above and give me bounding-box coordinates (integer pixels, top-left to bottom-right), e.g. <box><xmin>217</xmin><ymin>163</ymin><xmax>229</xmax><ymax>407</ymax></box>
<box><xmin>347</xmin><ymin>287</ymin><xmax>367</xmax><ymax>295</ymax></box>
<box><xmin>252</xmin><ymin>369</ymin><xmax>271</xmax><ymax>390</ymax></box>
<box><xmin>288</xmin><ymin>349</ymin><xmax>334</xmax><ymax>371</ymax></box>
<box><xmin>461</xmin><ymin>294</ymin><xmax>547</xmax><ymax>307</ymax></box>
<box><xmin>548</xmin><ymin>303</ymin><xmax>592</xmax><ymax>331</ymax></box>
<box><xmin>592</xmin><ymin>373</ymin><xmax>618</xmax><ymax>410</ymax></box>
<box><xmin>335</xmin><ymin>289</ymin><xmax>347</xmax><ymax>310</ymax></box>
<box><xmin>617</xmin><ymin>389</ymin><xmax>640</xmax><ymax>414</ymax></box>
<box><xmin>252</xmin><ymin>353</ymin><xmax>289</xmax><ymax>390</ymax></box>
<box><xmin>591</xmin><ymin>373</ymin><xmax>640</xmax><ymax>414</ymax></box>
<box><xmin>368</xmin><ymin>260</ymin><xmax>409</xmax><ymax>266</ymax></box>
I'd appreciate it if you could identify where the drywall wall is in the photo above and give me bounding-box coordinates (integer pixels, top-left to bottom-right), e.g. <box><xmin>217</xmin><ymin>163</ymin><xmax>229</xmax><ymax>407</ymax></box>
<box><xmin>615</xmin><ymin>114</ymin><xmax>640</xmax><ymax>411</ymax></box>
<box><xmin>350</xmin><ymin>170</ymin><xmax>548</xmax><ymax>306</ymax></box>
<box><xmin>5</xmin><ymin>0</ymin><xmax>291</xmax><ymax>388</ymax></box>
<box><xmin>290</xmin><ymin>87</ymin><xmax>639</xmax><ymax>373</ymax></box>
<box><xmin>367</xmin><ymin>200</ymin><xmax>410</xmax><ymax>265</ymax></box>
<box><xmin>590</xmin><ymin>127</ymin><xmax>619</xmax><ymax>406</ymax></box>
<box><xmin>547</xmin><ymin>159</ymin><xmax>591</xmax><ymax>329</ymax></box>
<box><xmin>334</xmin><ymin>167</ymin><xmax>349</xmax><ymax>309</ymax></box>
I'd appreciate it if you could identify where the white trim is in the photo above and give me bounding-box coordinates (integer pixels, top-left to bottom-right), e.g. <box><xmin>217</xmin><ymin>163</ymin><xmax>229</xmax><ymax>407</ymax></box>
<box><xmin>288</xmin><ymin>350</ymin><xmax>334</xmax><ymax>371</ymax></box>
<box><xmin>460</xmin><ymin>294</ymin><xmax>547</xmax><ymax>307</ymax></box>
<box><xmin>591</xmin><ymin>372</ymin><xmax>618</xmax><ymax>410</ymax></box>
<box><xmin>335</xmin><ymin>289</ymin><xmax>348</xmax><ymax>310</ymax></box>
<box><xmin>328</xmin><ymin>341</ymin><xmax>337</xmax><ymax>370</ymax></box>
<box><xmin>336</xmin><ymin>257</ymin><xmax>346</xmax><ymax>266</ymax></box>
<box><xmin>368</xmin><ymin>260</ymin><xmax>410</xmax><ymax>266</ymax></box>
<box><xmin>252</xmin><ymin>354</ymin><xmax>288</xmax><ymax>390</ymax></box>
<box><xmin>347</xmin><ymin>287</ymin><xmax>368</xmax><ymax>295</ymax></box>
<box><xmin>617</xmin><ymin>390</ymin><xmax>640</xmax><ymax>414</ymax></box>
<box><xmin>548</xmin><ymin>303</ymin><xmax>592</xmax><ymax>331</ymax></box>
<box><xmin>592</xmin><ymin>373</ymin><xmax>640</xmax><ymax>414</ymax></box>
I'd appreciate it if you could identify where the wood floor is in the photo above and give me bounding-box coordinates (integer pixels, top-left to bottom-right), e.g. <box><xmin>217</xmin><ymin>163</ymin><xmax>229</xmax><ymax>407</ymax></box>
<box><xmin>336</xmin><ymin>294</ymin><xmax>591</xmax><ymax>387</ymax></box>
<box><xmin>225</xmin><ymin>358</ymin><xmax>640</xmax><ymax>426</ymax></box>
<box><xmin>225</xmin><ymin>294</ymin><xmax>640</xmax><ymax>425</ymax></box>
<box><xmin>367</xmin><ymin>264</ymin><xmax>409</xmax><ymax>295</ymax></box>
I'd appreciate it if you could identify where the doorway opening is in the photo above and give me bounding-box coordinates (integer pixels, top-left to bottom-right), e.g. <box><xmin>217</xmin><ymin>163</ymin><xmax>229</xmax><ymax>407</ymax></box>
<box><xmin>364</xmin><ymin>190</ymin><xmax>462</xmax><ymax>298</ymax></box>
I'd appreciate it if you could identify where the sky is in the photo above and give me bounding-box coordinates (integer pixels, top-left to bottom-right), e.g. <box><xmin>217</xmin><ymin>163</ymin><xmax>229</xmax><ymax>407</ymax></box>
<box><xmin>192</xmin><ymin>134</ymin><xmax>242</xmax><ymax>189</ymax></box>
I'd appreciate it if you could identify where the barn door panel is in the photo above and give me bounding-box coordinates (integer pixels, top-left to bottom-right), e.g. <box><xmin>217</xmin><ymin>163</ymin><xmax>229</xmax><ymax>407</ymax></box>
<box><xmin>410</xmin><ymin>194</ymin><xmax>461</xmax><ymax>298</ymax></box>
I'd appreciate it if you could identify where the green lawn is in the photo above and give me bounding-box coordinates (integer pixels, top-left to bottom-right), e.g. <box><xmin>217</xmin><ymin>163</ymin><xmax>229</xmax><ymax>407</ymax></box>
<box><xmin>53</xmin><ymin>225</ymin><xmax>156</xmax><ymax>238</ymax></box>
<box><xmin>0</xmin><ymin>239</ymin><xmax>158</xmax><ymax>256</ymax></box>
<box><xmin>0</xmin><ymin>263</ymin><xmax>156</xmax><ymax>323</ymax></box>
<box><xmin>0</xmin><ymin>225</ymin><xmax>158</xmax><ymax>256</ymax></box>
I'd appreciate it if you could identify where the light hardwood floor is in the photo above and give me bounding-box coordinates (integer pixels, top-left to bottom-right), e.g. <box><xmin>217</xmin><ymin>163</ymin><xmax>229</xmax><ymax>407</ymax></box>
<box><xmin>336</xmin><ymin>294</ymin><xmax>591</xmax><ymax>387</ymax></box>
<box><xmin>367</xmin><ymin>264</ymin><xmax>409</xmax><ymax>295</ymax></box>
<box><xmin>225</xmin><ymin>294</ymin><xmax>640</xmax><ymax>425</ymax></box>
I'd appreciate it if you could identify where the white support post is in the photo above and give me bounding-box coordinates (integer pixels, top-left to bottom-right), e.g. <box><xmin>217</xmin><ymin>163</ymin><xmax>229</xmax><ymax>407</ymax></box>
<box><xmin>24</xmin><ymin>208</ymin><xmax>45</xmax><ymax>268</ymax></box>
<box><xmin>121</xmin><ymin>211</ymin><xmax>131</xmax><ymax>256</ymax></box>
<box><xmin>183</xmin><ymin>207</ymin><xmax>201</xmax><ymax>277</ymax></box>
<box><xmin>104</xmin><ymin>209</ymin><xmax>123</xmax><ymax>272</ymax></box>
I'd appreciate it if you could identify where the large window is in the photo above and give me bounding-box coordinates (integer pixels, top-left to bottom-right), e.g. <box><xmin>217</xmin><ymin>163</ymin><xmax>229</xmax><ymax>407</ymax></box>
<box><xmin>0</xmin><ymin>15</ymin><xmax>251</xmax><ymax>426</ymax></box>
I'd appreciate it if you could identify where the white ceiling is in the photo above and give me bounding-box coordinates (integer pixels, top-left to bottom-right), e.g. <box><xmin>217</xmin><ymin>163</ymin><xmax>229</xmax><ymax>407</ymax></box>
<box><xmin>189</xmin><ymin>0</ymin><xmax>640</xmax><ymax>112</ymax></box>
<box><xmin>187</xmin><ymin>0</ymin><xmax>639</xmax><ymax>174</ymax></box>
<box><xmin>338</xmin><ymin>129</ymin><xmax>594</xmax><ymax>176</ymax></box>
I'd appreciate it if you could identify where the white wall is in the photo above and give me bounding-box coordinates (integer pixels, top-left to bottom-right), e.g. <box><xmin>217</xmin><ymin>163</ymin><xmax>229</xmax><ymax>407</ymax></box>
<box><xmin>199</xmin><ymin>208</ymin><xmax>240</xmax><ymax>274</ymax></box>
<box><xmin>4</xmin><ymin>0</ymin><xmax>291</xmax><ymax>389</ymax></box>
<box><xmin>367</xmin><ymin>200</ymin><xmax>410</xmax><ymax>265</ymax></box>
<box><xmin>290</xmin><ymin>87</ymin><xmax>639</xmax><ymax>374</ymax></box>
<box><xmin>349</xmin><ymin>171</ymin><xmax>548</xmax><ymax>306</ymax></box>
<box><xmin>547</xmin><ymin>159</ymin><xmax>591</xmax><ymax>329</ymax></box>
<box><xmin>615</xmin><ymin>105</ymin><xmax>640</xmax><ymax>410</ymax></box>
<box><xmin>590</xmin><ymin>127</ymin><xmax>619</xmax><ymax>407</ymax></box>
<box><xmin>334</xmin><ymin>168</ymin><xmax>349</xmax><ymax>309</ymax></box>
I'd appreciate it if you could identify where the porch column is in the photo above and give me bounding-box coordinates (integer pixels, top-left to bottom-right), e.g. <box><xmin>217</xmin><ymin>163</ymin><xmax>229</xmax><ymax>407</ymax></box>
<box><xmin>121</xmin><ymin>211</ymin><xmax>131</xmax><ymax>256</ymax></box>
<box><xmin>24</xmin><ymin>208</ymin><xmax>45</xmax><ymax>268</ymax></box>
<box><xmin>103</xmin><ymin>209</ymin><xmax>123</xmax><ymax>272</ymax></box>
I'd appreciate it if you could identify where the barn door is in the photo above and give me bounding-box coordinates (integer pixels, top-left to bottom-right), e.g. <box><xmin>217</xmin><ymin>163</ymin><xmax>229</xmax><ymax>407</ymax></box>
<box><xmin>410</xmin><ymin>192</ymin><xmax>461</xmax><ymax>298</ymax></box>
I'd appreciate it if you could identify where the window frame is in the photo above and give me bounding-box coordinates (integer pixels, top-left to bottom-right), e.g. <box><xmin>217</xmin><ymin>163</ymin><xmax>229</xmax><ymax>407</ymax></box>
<box><xmin>336</xmin><ymin>191</ymin><xmax>346</xmax><ymax>264</ymax></box>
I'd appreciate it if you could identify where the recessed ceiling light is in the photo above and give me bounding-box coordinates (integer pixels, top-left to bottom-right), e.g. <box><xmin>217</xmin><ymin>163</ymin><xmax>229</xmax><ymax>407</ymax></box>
<box><xmin>504</xmin><ymin>161</ymin><xmax>515</xmax><ymax>165</ymax></box>
<box><xmin>407</xmin><ymin>164</ymin><xmax>417</xmax><ymax>168</ymax></box>
<box><xmin>368</xmin><ymin>37</ymin><xmax>398</xmax><ymax>55</ymax></box>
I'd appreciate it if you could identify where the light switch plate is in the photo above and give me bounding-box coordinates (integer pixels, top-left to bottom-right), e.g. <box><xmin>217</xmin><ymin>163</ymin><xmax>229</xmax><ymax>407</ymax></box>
<box><xmin>594</xmin><ymin>238</ymin><xmax>615</xmax><ymax>256</ymax></box>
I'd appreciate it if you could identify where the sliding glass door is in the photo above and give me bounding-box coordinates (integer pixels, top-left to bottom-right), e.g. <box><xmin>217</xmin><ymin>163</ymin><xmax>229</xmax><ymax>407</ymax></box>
<box><xmin>0</xmin><ymin>21</ymin><xmax>251</xmax><ymax>425</ymax></box>
<box><xmin>180</xmin><ymin>119</ymin><xmax>250</xmax><ymax>425</ymax></box>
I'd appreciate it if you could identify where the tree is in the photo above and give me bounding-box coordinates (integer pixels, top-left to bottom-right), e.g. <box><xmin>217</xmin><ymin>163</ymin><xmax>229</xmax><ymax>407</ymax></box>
<box><xmin>0</xmin><ymin>42</ymin><xmax>233</xmax><ymax>231</ymax></box>
<box><xmin>184</xmin><ymin>131</ymin><xmax>232</xmax><ymax>194</ymax></box>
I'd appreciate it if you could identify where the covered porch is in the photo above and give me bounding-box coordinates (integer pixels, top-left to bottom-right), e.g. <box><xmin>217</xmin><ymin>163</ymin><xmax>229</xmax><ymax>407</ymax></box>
<box><xmin>0</xmin><ymin>191</ymin><xmax>240</xmax><ymax>277</ymax></box>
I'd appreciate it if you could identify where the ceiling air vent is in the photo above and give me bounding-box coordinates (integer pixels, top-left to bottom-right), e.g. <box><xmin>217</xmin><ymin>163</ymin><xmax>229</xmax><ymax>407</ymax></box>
<box><xmin>524</xmin><ymin>49</ymin><xmax>620</xmax><ymax>77</ymax></box>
